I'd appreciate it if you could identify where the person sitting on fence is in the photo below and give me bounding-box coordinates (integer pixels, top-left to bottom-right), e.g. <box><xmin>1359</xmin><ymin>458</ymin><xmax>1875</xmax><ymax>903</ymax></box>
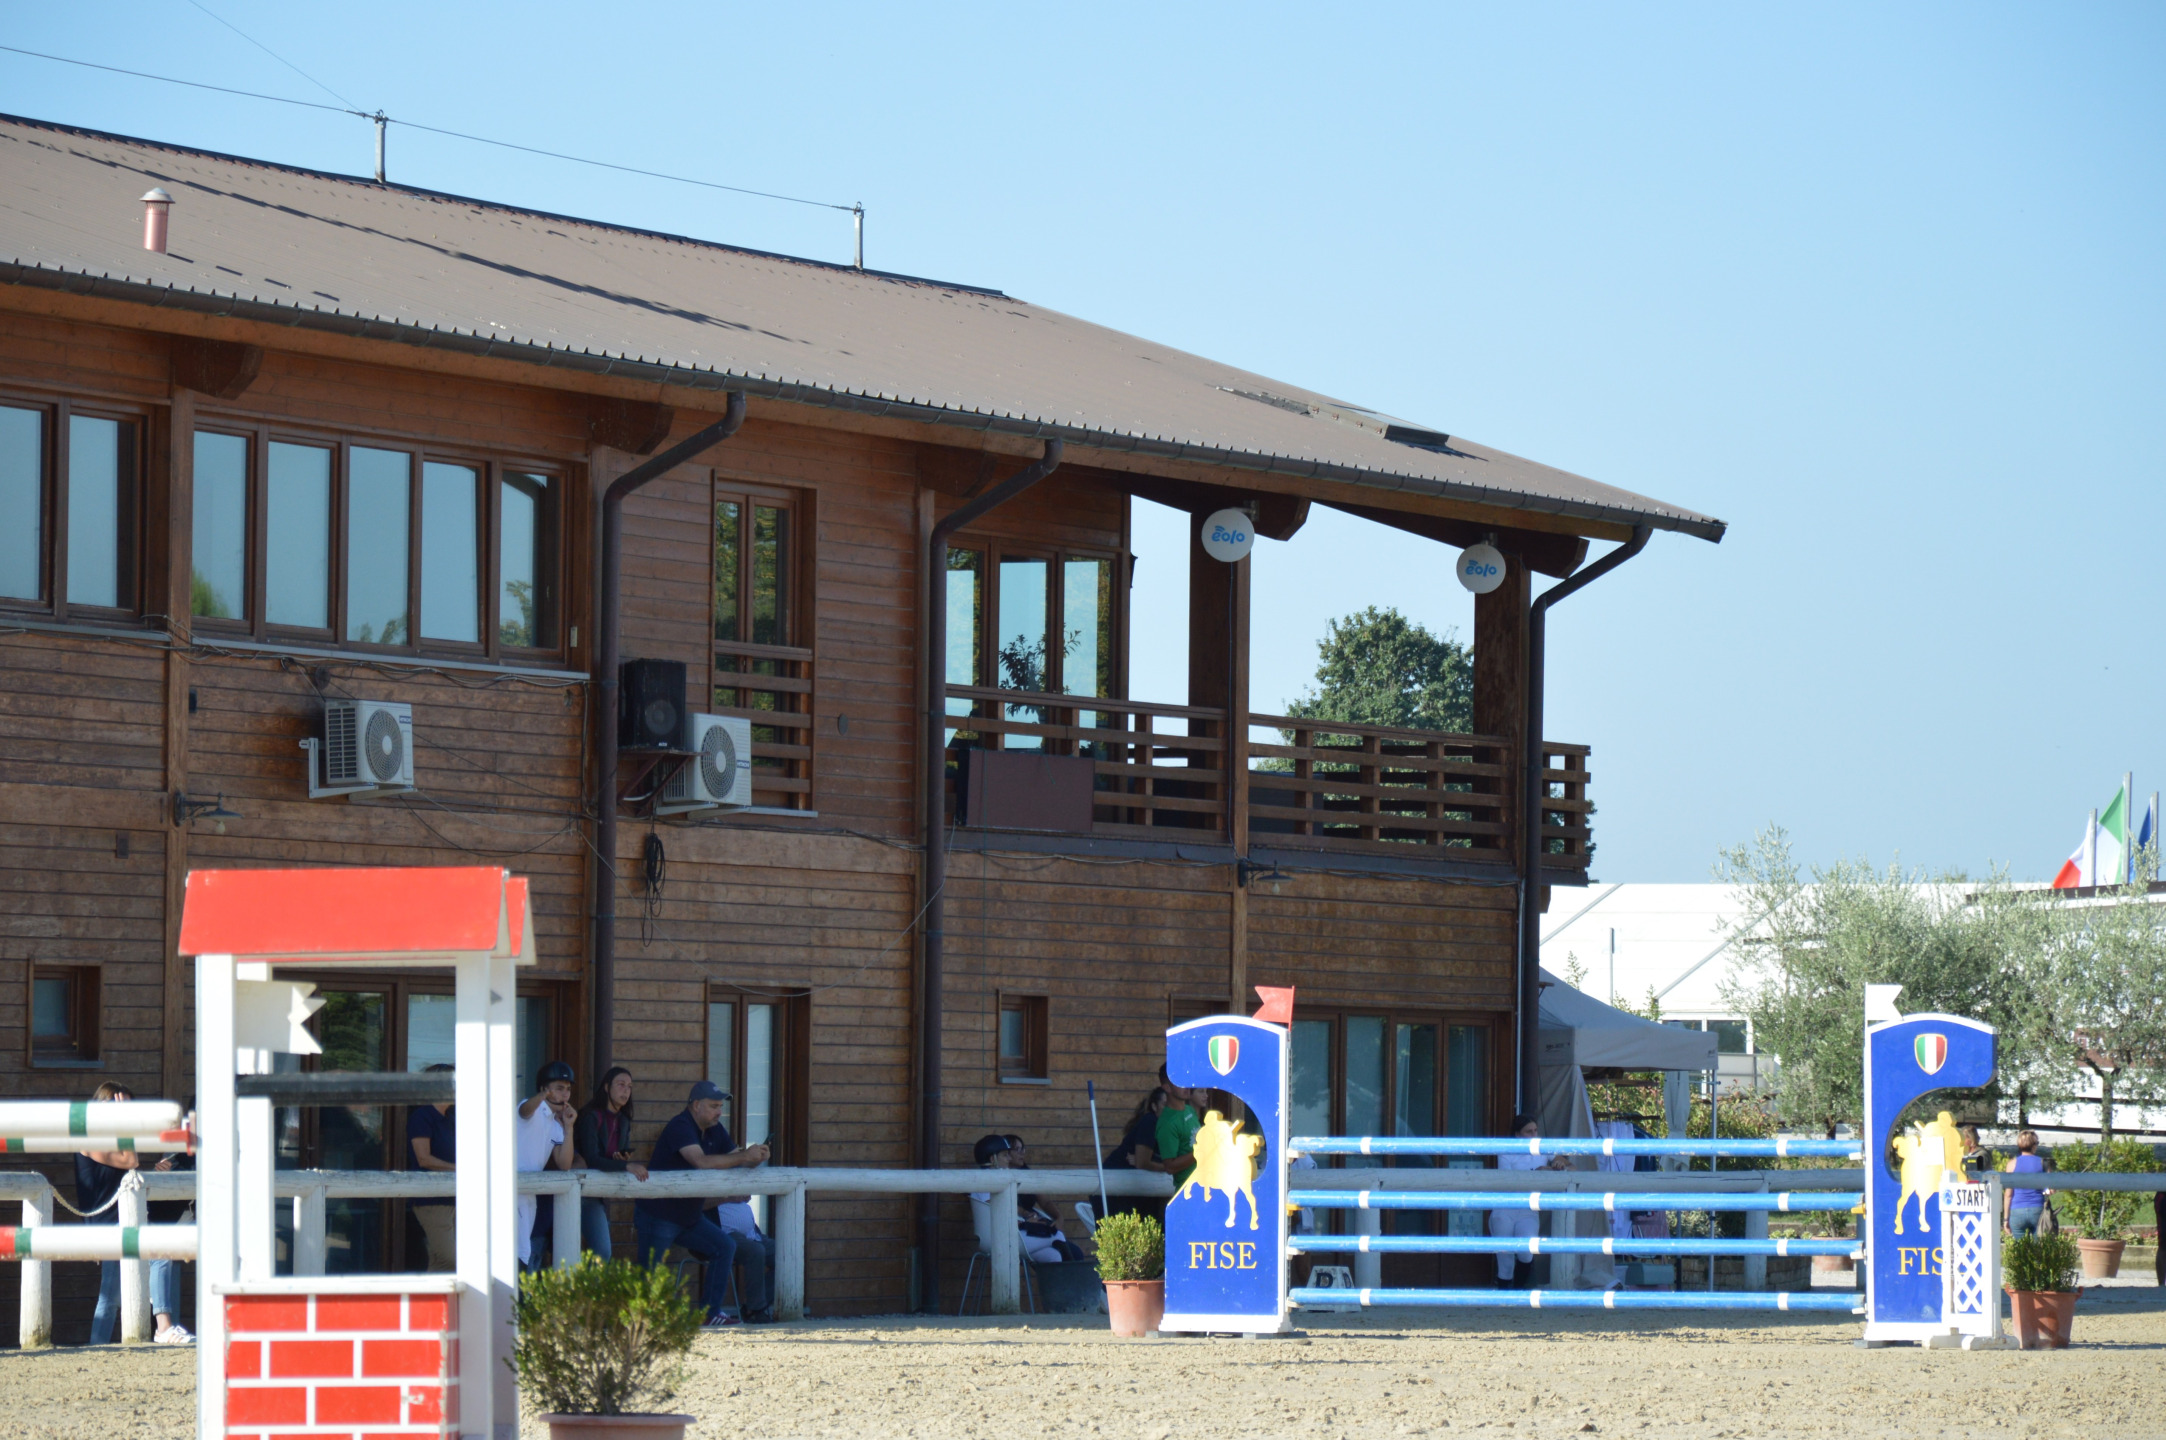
<box><xmin>971</xmin><ymin>1134</ymin><xmax>1083</xmax><ymax>1263</ymax></box>
<box><xmin>76</xmin><ymin>1082</ymin><xmax>189</xmax><ymax>1345</ymax></box>
<box><xmin>406</xmin><ymin>1063</ymin><xmax>457</xmax><ymax>1273</ymax></box>
<box><xmin>1490</xmin><ymin>1113</ymin><xmax>1570</xmax><ymax>1287</ymax></box>
<box><xmin>515</xmin><ymin>1061</ymin><xmax>579</xmax><ymax>1269</ymax></box>
<box><xmin>701</xmin><ymin>1109</ymin><xmax>777</xmax><ymax>1324</ymax></box>
<box><xmin>1102</xmin><ymin>1087</ymin><xmax>1170</xmax><ymax>1217</ymax></box>
<box><xmin>572</xmin><ymin>1066</ymin><xmax>649</xmax><ymax>1260</ymax></box>
<box><xmin>635</xmin><ymin>1080</ymin><xmax>770</xmax><ymax>1329</ymax></box>
<box><xmin>2004</xmin><ymin>1130</ymin><xmax>2050</xmax><ymax>1237</ymax></box>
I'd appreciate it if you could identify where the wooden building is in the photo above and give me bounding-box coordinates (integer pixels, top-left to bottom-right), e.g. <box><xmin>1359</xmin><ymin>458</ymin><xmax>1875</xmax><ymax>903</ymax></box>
<box><xmin>0</xmin><ymin>116</ymin><xmax>1723</xmax><ymax>1330</ymax></box>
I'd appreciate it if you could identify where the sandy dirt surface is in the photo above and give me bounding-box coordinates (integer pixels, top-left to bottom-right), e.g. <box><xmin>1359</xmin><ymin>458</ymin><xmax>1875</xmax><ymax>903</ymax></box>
<box><xmin>1</xmin><ymin>1298</ymin><xmax>2161</xmax><ymax>1440</ymax></box>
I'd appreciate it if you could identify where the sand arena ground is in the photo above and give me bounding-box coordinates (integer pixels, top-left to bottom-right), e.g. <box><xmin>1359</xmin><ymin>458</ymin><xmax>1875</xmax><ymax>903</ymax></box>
<box><xmin>1</xmin><ymin>1296</ymin><xmax>2160</xmax><ymax>1440</ymax></box>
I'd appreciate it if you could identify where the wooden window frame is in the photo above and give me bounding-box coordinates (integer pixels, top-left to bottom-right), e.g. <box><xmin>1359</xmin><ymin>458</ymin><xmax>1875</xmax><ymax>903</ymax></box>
<box><xmin>28</xmin><ymin>963</ymin><xmax>102</xmax><ymax>1068</ymax></box>
<box><xmin>187</xmin><ymin>415</ymin><xmax>571</xmax><ymax>666</ymax></box>
<box><xmin>946</xmin><ymin>536</ymin><xmax>1124</xmax><ymax>701</ymax></box>
<box><xmin>997</xmin><ymin>992</ymin><xmax>1050</xmax><ymax>1083</ymax></box>
<box><xmin>702</xmin><ymin>988</ymin><xmax>812</xmax><ymax>1166</ymax></box>
<box><xmin>1292</xmin><ymin>1008</ymin><xmax>1511</xmax><ymax>1147</ymax></box>
<box><xmin>0</xmin><ymin>391</ymin><xmax>147</xmax><ymax>625</ymax></box>
<box><xmin>710</xmin><ymin>476</ymin><xmax>814</xmax><ymax>809</ymax></box>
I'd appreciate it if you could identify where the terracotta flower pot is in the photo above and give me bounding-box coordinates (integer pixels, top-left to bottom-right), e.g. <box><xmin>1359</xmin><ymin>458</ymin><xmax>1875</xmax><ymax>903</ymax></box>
<box><xmin>1103</xmin><ymin>1278</ymin><xmax>1165</xmax><ymax>1337</ymax></box>
<box><xmin>541</xmin><ymin>1414</ymin><xmax>695</xmax><ymax>1440</ymax></box>
<box><xmin>1810</xmin><ymin>1254</ymin><xmax>1853</xmax><ymax>1276</ymax></box>
<box><xmin>2075</xmin><ymin>1238</ymin><xmax>2124</xmax><ymax>1281</ymax></box>
<box><xmin>2005</xmin><ymin>1289</ymin><xmax>2081</xmax><ymax>1350</ymax></box>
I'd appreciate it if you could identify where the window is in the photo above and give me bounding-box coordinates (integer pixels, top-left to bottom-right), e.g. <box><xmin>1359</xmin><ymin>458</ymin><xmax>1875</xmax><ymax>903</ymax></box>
<box><xmin>998</xmin><ymin>993</ymin><xmax>1049</xmax><ymax>1082</ymax></box>
<box><xmin>942</xmin><ymin>540</ymin><xmax>1117</xmax><ymax>751</ymax></box>
<box><xmin>189</xmin><ymin>422</ymin><xmax>564</xmax><ymax>661</ymax></box>
<box><xmin>712</xmin><ymin>483</ymin><xmax>810</xmax><ymax>808</ymax></box>
<box><xmin>0</xmin><ymin>399</ymin><xmax>142</xmax><ymax>618</ymax></box>
<box><xmin>29</xmin><ymin>965</ymin><xmax>100</xmax><ymax>1065</ymax></box>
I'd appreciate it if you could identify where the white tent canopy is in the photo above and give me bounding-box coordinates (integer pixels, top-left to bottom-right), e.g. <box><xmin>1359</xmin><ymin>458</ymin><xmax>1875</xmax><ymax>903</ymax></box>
<box><xmin>1536</xmin><ymin>967</ymin><xmax>1718</xmax><ymax>1073</ymax></box>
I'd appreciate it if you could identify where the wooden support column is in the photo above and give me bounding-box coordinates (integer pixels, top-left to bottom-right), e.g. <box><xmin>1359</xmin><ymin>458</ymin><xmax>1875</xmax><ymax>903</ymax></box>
<box><xmin>160</xmin><ymin>388</ymin><xmax>196</xmax><ymax>1102</ymax></box>
<box><xmin>1472</xmin><ymin>556</ymin><xmax>1530</xmax><ymax>855</ymax></box>
<box><xmin>1187</xmin><ymin>511</ymin><xmax>1250</xmax><ymax>1009</ymax></box>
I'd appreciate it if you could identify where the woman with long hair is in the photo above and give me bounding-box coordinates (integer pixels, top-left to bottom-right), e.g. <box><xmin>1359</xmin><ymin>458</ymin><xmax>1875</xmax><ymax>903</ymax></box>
<box><xmin>78</xmin><ymin>1082</ymin><xmax>188</xmax><ymax>1343</ymax></box>
<box><xmin>573</xmin><ymin>1065</ymin><xmax>647</xmax><ymax>1258</ymax></box>
<box><xmin>1103</xmin><ymin>1086</ymin><xmax>1170</xmax><ymax>1218</ymax></box>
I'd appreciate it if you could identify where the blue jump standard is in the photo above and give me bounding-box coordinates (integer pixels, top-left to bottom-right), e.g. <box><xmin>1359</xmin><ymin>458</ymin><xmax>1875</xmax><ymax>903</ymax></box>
<box><xmin>1290</xmin><ymin>1236</ymin><xmax>1862</xmax><ymax>1257</ymax></box>
<box><xmin>1288</xmin><ymin>1287</ymin><xmax>1865</xmax><ymax>1313</ymax></box>
<box><xmin>1289</xmin><ymin>1190</ymin><xmax>1866</xmax><ymax>1213</ymax></box>
<box><xmin>1289</xmin><ymin>1136</ymin><xmax>1861</xmax><ymax>1159</ymax></box>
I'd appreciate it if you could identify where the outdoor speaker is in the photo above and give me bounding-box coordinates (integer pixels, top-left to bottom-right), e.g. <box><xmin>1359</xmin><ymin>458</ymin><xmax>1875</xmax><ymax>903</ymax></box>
<box><xmin>618</xmin><ymin>658</ymin><xmax>686</xmax><ymax>751</ymax></box>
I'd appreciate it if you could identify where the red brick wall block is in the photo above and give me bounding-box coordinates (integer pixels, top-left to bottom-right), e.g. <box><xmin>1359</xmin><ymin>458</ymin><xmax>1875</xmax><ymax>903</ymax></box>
<box><xmin>223</xmin><ymin>1290</ymin><xmax>460</xmax><ymax>1440</ymax></box>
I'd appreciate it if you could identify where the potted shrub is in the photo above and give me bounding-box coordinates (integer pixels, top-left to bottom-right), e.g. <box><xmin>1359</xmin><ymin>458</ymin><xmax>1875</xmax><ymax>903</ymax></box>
<box><xmin>2051</xmin><ymin>1138</ymin><xmax>2160</xmax><ymax>1280</ymax></box>
<box><xmin>1094</xmin><ymin>1210</ymin><xmax>1165</xmax><ymax>1337</ymax></box>
<box><xmin>512</xmin><ymin>1256</ymin><xmax>704</xmax><ymax>1438</ymax></box>
<box><xmin>2003</xmin><ymin>1232</ymin><xmax>2082</xmax><ymax>1349</ymax></box>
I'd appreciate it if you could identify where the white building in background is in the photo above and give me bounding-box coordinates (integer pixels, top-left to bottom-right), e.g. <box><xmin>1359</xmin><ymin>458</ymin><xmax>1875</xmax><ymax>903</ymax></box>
<box><xmin>1539</xmin><ymin>884</ymin><xmax>1772</xmax><ymax>1096</ymax></box>
<box><xmin>1543</xmin><ymin>882</ymin><xmax>2166</xmax><ymax>1137</ymax></box>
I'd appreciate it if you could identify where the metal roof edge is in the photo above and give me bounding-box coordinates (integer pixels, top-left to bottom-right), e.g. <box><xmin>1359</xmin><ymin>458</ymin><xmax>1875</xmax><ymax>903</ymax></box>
<box><xmin>0</xmin><ymin>261</ymin><xmax>1728</xmax><ymax>544</ymax></box>
<box><xmin>0</xmin><ymin>111</ymin><xmax>1006</xmax><ymax>297</ymax></box>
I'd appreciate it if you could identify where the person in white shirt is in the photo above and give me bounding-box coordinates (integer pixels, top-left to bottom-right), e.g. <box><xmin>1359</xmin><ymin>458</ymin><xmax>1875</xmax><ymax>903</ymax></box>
<box><xmin>515</xmin><ymin>1060</ymin><xmax>579</xmax><ymax>1267</ymax></box>
<box><xmin>1491</xmin><ymin>1113</ymin><xmax>1569</xmax><ymax>1286</ymax></box>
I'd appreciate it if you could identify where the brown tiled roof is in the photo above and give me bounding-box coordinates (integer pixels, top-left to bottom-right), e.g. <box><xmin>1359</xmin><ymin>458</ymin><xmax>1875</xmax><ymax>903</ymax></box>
<box><xmin>0</xmin><ymin>115</ymin><xmax>1723</xmax><ymax>542</ymax></box>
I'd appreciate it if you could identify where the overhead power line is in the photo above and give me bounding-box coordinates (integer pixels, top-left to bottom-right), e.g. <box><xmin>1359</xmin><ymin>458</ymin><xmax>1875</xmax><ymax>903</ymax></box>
<box><xmin>0</xmin><ymin>42</ymin><xmax>860</xmax><ymax>216</ymax></box>
<box><xmin>180</xmin><ymin>0</ymin><xmax>361</xmax><ymax>111</ymax></box>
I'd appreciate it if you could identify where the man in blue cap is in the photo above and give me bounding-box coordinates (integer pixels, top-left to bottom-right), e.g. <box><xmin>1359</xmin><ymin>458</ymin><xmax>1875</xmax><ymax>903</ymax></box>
<box><xmin>635</xmin><ymin>1080</ymin><xmax>771</xmax><ymax>1327</ymax></box>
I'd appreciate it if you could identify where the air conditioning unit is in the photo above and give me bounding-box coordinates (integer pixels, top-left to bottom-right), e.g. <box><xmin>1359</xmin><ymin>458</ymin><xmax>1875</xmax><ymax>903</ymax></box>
<box><xmin>300</xmin><ymin>699</ymin><xmax>415</xmax><ymax>800</ymax></box>
<box><xmin>656</xmin><ymin>713</ymin><xmax>753</xmax><ymax>815</ymax></box>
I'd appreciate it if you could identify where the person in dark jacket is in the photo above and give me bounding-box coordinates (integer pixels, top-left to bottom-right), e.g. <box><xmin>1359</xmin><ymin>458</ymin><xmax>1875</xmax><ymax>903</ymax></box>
<box><xmin>1102</xmin><ymin>1087</ymin><xmax>1170</xmax><ymax>1218</ymax></box>
<box><xmin>76</xmin><ymin>1082</ymin><xmax>188</xmax><ymax>1344</ymax></box>
<box><xmin>573</xmin><ymin>1066</ymin><xmax>648</xmax><ymax>1258</ymax></box>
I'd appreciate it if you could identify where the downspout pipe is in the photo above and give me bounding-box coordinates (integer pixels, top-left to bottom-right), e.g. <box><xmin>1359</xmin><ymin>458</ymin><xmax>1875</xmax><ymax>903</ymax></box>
<box><xmin>592</xmin><ymin>392</ymin><xmax>747</xmax><ymax>1074</ymax></box>
<box><xmin>916</xmin><ymin>438</ymin><xmax>1063</xmax><ymax>1309</ymax></box>
<box><xmin>1517</xmin><ymin>524</ymin><xmax>1651</xmax><ymax>1112</ymax></box>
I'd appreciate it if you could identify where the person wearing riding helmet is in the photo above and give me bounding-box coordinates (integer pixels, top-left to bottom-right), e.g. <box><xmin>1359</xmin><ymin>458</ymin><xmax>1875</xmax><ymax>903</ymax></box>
<box><xmin>515</xmin><ymin>1061</ymin><xmax>579</xmax><ymax>1268</ymax></box>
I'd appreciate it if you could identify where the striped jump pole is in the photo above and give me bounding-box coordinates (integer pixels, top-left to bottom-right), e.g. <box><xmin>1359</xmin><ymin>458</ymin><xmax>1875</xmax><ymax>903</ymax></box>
<box><xmin>1289</xmin><ymin>1286</ymin><xmax>1863</xmax><ymax>1314</ymax></box>
<box><xmin>1292</xmin><ymin>1235</ymin><xmax>1862</xmax><ymax>1258</ymax></box>
<box><xmin>1289</xmin><ymin>1136</ymin><xmax>1861</xmax><ymax>1159</ymax></box>
<box><xmin>0</xmin><ymin>1101</ymin><xmax>185</xmax><ymax>1137</ymax></box>
<box><xmin>1291</xmin><ymin>1189</ymin><xmax>1865</xmax><ymax>1213</ymax></box>
<box><xmin>0</xmin><ymin>1225</ymin><xmax>198</xmax><ymax>1261</ymax></box>
<box><xmin>1</xmin><ymin>1131</ymin><xmax>194</xmax><ymax>1154</ymax></box>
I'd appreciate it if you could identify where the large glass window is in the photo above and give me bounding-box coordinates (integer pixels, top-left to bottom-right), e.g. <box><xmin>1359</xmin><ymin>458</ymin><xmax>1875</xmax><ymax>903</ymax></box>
<box><xmin>420</xmin><ymin>461</ymin><xmax>480</xmax><ymax>643</ymax></box>
<box><xmin>1393</xmin><ymin>1023</ymin><xmax>1437</xmax><ymax>1140</ymax></box>
<box><xmin>942</xmin><ymin>539</ymin><xmax>1119</xmax><ymax>753</ymax></box>
<box><xmin>192</xmin><ymin>431</ymin><xmax>249</xmax><ymax>621</ymax></box>
<box><xmin>1290</xmin><ymin>1019</ymin><xmax>1333</xmax><ymax>1140</ymax></box>
<box><xmin>0</xmin><ymin>404</ymin><xmax>43</xmax><ymax>602</ymax></box>
<box><xmin>1061</xmin><ymin>556</ymin><xmax>1113</xmax><ymax>700</ymax></box>
<box><xmin>1344</xmin><ymin>1016</ymin><xmax>1387</xmax><ymax>1140</ymax></box>
<box><xmin>66</xmin><ymin>415</ymin><xmax>133</xmax><ymax>610</ymax></box>
<box><xmin>713</xmin><ymin>485</ymin><xmax>809</xmax><ymax>808</ymax></box>
<box><xmin>201</xmin><ymin>423</ymin><xmax>560</xmax><ymax>660</ymax></box>
<box><xmin>498</xmin><ymin>472</ymin><xmax>558</xmax><ymax>649</ymax></box>
<box><xmin>266</xmin><ymin>441</ymin><xmax>331</xmax><ymax>630</ymax></box>
<box><xmin>346</xmin><ymin>446</ymin><xmax>410</xmax><ymax>645</ymax></box>
<box><xmin>1445</xmin><ymin>1024</ymin><xmax>1489</xmax><ymax>1137</ymax></box>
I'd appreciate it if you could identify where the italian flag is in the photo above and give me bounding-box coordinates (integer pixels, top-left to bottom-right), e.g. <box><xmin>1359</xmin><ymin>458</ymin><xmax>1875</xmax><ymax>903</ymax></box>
<box><xmin>2051</xmin><ymin>819</ymin><xmax>2092</xmax><ymax>890</ymax></box>
<box><xmin>2052</xmin><ymin>780</ymin><xmax>2132</xmax><ymax>889</ymax></box>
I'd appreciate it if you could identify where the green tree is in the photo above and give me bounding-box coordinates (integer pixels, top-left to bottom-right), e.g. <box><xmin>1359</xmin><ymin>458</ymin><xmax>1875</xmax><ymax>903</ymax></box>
<box><xmin>2026</xmin><ymin>852</ymin><xmax>2166</xmax><ymax>1142</ymax></box>
<box><xmin>1715</xmin><ymin>827</ymin><xmax>2052</xmax><ymax>1136</ymax></box>
<box><xmin>1282</xmin><ymin>606</ymin><xmax>1472</xmax><ymax>733</ymax></box>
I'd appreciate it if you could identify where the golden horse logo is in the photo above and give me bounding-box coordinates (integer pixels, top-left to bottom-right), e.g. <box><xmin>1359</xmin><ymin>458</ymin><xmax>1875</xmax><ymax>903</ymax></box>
<box><xmin>1177</xmin><ymin>1109</ymin><xmax>1263</xmax><ymax>1230</ymax></box>
<box><xmin>1890</xmin><ymin>1110</ymin><xmax>1966</xmax><ymax>1236</ymax></box>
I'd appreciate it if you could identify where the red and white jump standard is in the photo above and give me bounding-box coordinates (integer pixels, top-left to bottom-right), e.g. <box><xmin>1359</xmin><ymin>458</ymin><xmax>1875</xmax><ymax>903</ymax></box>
<box><xmin>179</xmin><ymin>866</ymin><xmax>534</xmax><ymax>1440</ymax></box>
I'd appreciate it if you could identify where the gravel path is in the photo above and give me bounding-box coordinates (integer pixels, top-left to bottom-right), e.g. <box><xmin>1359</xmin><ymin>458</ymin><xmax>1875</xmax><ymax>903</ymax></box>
<box><xmin>1</xmin><ymin>1300</ymin><xmax>2161</xmax><ymax>1439</ymax></box>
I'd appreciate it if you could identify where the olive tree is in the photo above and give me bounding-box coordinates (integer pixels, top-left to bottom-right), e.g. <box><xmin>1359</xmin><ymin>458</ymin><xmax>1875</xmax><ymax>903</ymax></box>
<box><xmin>2026</xmin><ymin>853</ymin><xmax>2166</xmax><ymax>1142</ymax></box>
<box><xmin>1716</xmin><ymin>827</ymin><xmax>2052</xmax><ymax>1135</ymax></box>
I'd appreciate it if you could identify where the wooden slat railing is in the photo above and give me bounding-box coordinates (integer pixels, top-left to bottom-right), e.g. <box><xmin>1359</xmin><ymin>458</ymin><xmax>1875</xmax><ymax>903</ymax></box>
<box><xmin>943</xmin><ymin>686</ymin><xmax>1593</xmax><ymax>864</ymax></box>
<box><xmin>1247</xmin><ymin>713</ymin><xmax>1513</xmax><ymax>858</ymax></box>
<box><xmin>943</xmin><ymin>684</ymin><xmax>1227</xmax><ymax>836</ymax></box>
<box><xmin>714</xmin><ymin>639</ymin><xmax>814</xmax><ymax>809</ymax></box>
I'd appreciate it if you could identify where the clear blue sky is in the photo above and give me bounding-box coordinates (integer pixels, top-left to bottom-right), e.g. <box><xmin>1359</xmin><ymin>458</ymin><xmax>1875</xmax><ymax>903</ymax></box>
<box><xmin>6</xmin><ymin>3</ymin><xmax>2160</xmax><ymax>882</ymax></box>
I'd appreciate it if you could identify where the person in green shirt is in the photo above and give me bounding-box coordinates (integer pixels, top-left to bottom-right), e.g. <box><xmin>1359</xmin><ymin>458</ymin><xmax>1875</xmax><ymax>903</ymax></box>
<box><xmin>1154</xmin><ymin>1065</ymin><xmax>1203</xmax><ymax>1186</ymax></box>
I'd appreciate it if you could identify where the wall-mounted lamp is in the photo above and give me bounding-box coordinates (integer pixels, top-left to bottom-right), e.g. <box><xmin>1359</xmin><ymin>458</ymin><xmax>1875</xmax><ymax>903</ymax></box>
<box><xmin>172</xmin><ymin>790</ymin><xmax>240</xmax><ymax>828</ymax></box>
<box><xmin>1236</xmin><ymin>857</ymin><xmax>1286</xmax><ymax>889</ymax></box>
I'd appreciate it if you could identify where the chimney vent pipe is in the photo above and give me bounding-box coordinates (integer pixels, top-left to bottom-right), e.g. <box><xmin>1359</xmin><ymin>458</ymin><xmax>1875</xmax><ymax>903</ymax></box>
<box><xmin>141</xmin><ymin>188</ymin><xmax>173</xmax><ymax>253</ymax></box>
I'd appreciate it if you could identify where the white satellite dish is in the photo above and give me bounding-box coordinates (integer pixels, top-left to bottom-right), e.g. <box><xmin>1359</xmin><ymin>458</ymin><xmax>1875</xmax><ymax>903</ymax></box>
<box><xmin>1201</xmin><ymin>508</ymin><xmax>1256</xmax><ymax>563</ymax></box>
<box><xmin>1457</xmin><ymin>543</ymin><xmax>1506</xmax><ymax>594</ymax></box>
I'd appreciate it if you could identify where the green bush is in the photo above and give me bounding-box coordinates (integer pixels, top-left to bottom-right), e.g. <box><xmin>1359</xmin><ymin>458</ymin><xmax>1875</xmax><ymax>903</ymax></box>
<box><xmin>1093</xmin><ymin>1211</ymin><xmax>1164</xmax><ymax>1282</ymax></box>
<box><xmin>511</xmin><ymin>1256</ymin><xmax>703</xmax><ymax>1417</ymax></box>
<box><xmin>2004</xmin><ymin>1232</ymin><xmax>2081</xmax><ymax>1293</ymax></box>
<box><xmin>2048</xmin><ymin>1138</ymin><xmax>2162</xmax><ymax>1241</ymax></box>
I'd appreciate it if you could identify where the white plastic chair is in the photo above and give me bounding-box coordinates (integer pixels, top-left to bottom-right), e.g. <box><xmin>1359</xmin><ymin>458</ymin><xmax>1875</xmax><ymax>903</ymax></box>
<box><xmin>959</xmin><ymin>1194</ymin><xmax>1039</xmax><ymax>1315</ymax></box>
<box><xmin>1074</xmin><ymin>1201</ymin><xmax>1099</xmax><ymax>1237</ymax></box>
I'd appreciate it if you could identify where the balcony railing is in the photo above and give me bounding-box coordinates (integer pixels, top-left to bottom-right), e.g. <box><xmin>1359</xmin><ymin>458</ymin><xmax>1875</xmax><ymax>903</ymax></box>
<box><xmin>943</xmin><ymin>684</ymin><xmax>1593</xmax><ymax>871</ymax></box>
<box><xmin>714</xmin><ymin>639</ymin><xmax>813</xmax><ymax>809</ymax></box>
